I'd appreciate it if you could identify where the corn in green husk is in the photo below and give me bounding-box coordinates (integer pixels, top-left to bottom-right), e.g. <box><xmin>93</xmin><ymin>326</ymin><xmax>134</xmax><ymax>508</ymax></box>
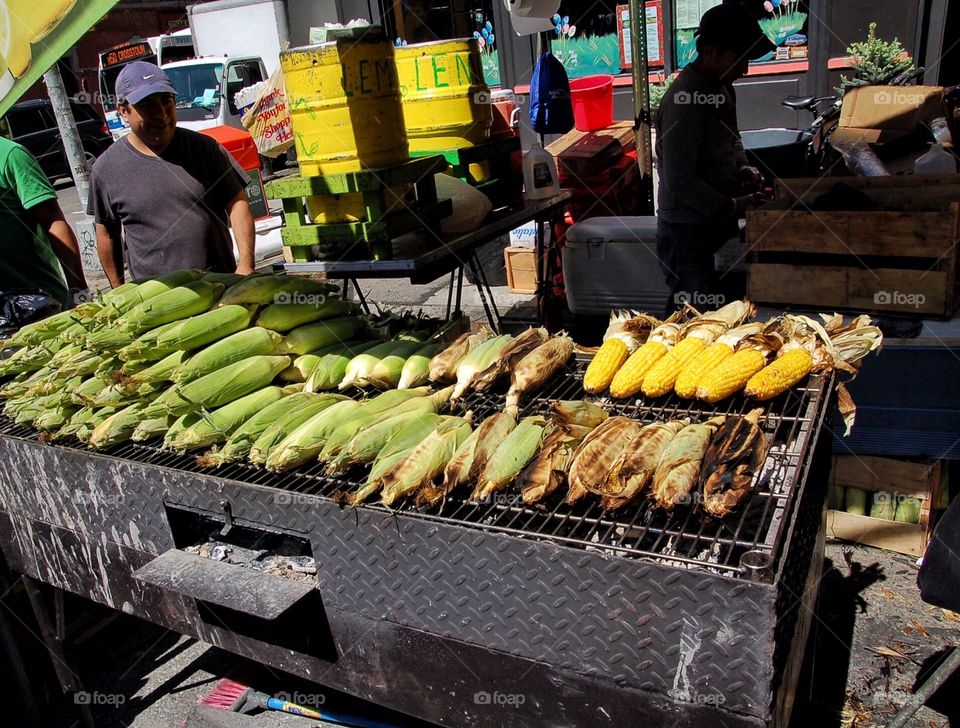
<box><xmin>304</xmin><ymin>341</ymin><xmax>379</xmax><ymax>392</ymax></box>
<box><xmin>201</xmin><ymin>271</ymin><xmax>245</xmax><ymax>286</ymax></box>
<box><xmin>198</xmin><ymin>391</ymin><xmax>314</xmax><ymax>466</ymax></box>
<box><xmin>428</xmin><ymin>327</ymin><xmax>493</xmax><ymax>382</ymax></box>
<box><xmin>450</xmin><ymin>334</ymin><xmax>514</xmax><ymax>403</ymax></box>
<box><xmin>326</xmin><ymin>389</ymin><xmax>453</xmax><ymax>474</ymax></box>
<box><xmin>93</xmin><ymin>270</ymin><xmax>203</xmax><ymax>324</ymax></box>
<box><xmin>279</xmin><ymin>351</ymin><xmax>330</xmax><ymax>383</ymax></box>
<box><xmin>397</xmin><ymin>343</ymin><xmax>442</xmax><ymax>390</ymax></box>
<box><xmin>380</xmin><ymin>418</ymin><xmax>473</xmax><ymax>507</ymax></box>
<box><xmin>132</xmin><ymin>413</ymin><xmax>179</xmax><ymax>442</ymax></box>
<box><xmin>56</xmin><ymin>352</ymin><xmax>105</xmax><ymax>379</ymax></box>
<box><xmin>92</xmin><ymin>383</ymin><xmax>142</xmax><ymax>408</ymax></box>
<box><xmin>88</xmin><ymin>404</ymin><xmax>147</xmax><ymax>449</ymax></box>
<box><xmin>278</xmin><ymin>317</ymin><xmax>365</xmax><ymax>356</ymax></box>
<box><xmin>470</xmin><ymin>416</ymin><xmax>551</xmax><ymax>502</ymax></box>
<box><xmin>172</xmin><ymin>327</ymin><xmax>283</xmax><ymax>384</ymax></box>
<box><xmin>164</xmin><ymin>386</ymin><xmax>287</xmax><ymax>453</ymax></box>
<box><xmin>6</xmin><ymin>309</ymin><xmax>80</xmax><ymax>347</ymax></box>
<box><xmin>255</xmin><ymin>298</ymin><xmax>355</xmax><ymax>333</ymax></box>
<box><xmin>248</xmin><ymin>393</ymin><xmax>349</xmax><ymax>464</ymax></box>
<box><xmin>220</xmin><ymin>275</ymin><xmax>337</xmax><ymax>306</ymax></box>
<box><xmin>85</xmin><ymin>328</ymin><xmax>135</xmax><ymax>351</ymax></box>
<box><xmin>263</xmin><ymin>399</ymin><xmax>363</xmax><ymax>472</ymax></box>
<box><xmin>870</xmin><ymin>492</ymin><xmax>897</xmax><ymax>521</ymax></box>
<box><xmin>467</xmin><ymin>412</ymin><xmax>518</xmax><ymax>484</ymax></box>
<box><xmin>549</xmin><ymin>401</ymin><xmax>609</xmax><ymax>428</ymax></box>
<box><xmin>117</xmin><ymin>319</ymin><xmax>185</xmax><ymax>362</ymax></box>
<box><xmin>895</xmin><ymin>497</ymin><xmax>922</xmax><ymax>524</ymax></box>
<box><xmin>147</xmin><ymin>355</ymin><xmax>290</xmax><ymax>417</ymax></box>
<box><xmin>155</xmin><ymin>304</ymin><xmax>255</xmax><ymax>352</ymax></box>
<box><xmin>73</xmin><ymin>407</ymin><xmax>120</xmax><ymax>444</ymax></box>
<box><xmin>416</xmin><ymin>425</ymin><xmax>482</xmax><ymax>509</ymax></box>
<box><xmin>117</xmin><ymin>280</ymin><xmax>223</xmax><ymax>334</ymax></box>
<box><xmin>338</xmin><ymin>339</ymin><xmax>423</xmax><ymax>390</ymax></box>
<box><xmin>363</xmin><ymin>340</ymin><xmax>429</xmax><ymax>390</ymax></box>
<box><xmin>125</xmin><ymin>351</ymin><xmax>190</xmax><ymax>389</ymax></box>
<box><xmin>34</xmin><ymin>404</ymin><xmax>80</xmax><ymax>432</ymax></box>
<box><xmin>316</xmin><ymin>387</ymin><xmax>436</xmax><ymax>464</ymax></box>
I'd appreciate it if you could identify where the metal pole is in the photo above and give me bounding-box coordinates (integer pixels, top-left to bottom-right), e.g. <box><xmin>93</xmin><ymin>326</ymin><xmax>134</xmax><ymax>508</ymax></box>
<box><xmin>886</xmin><ymin>646</ymin><xmax>960</xmax><ymax>728</ymax></box>
<box><xmin>43</xmin><ymin>65</ymin><xmax>90</xmax><ymax>210</ymax></box>
<box><xmin>629</xmin><ymin>0</ymin><xmax>655</xmax><ymax>215</ymax></box>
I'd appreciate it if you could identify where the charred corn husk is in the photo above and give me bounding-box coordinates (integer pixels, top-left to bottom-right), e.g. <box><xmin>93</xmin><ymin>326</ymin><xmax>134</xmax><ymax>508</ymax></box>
<box><xmin>173</xmin><ymin>328</ymin><xmax>284</xmax><ymax>384</ymax></box>
<box><xmin>472</xmin><ymin>327</ymin><xmax>548</xmax><ymax>392</ymax></box>
<box><xmin>608</xmin><ymin>321</ymin><xmax>682</xmax><ymax>399</ymax></box>
<box><xmin>380</xmin><ymin>418</ymin><xmax>473</xmax><ymax>507</ymax></box>
<box><xmin>417</xmin><ymin>426</ymin><xmax>482</xmax><ymax>509</ymax></box>
<box><xmin>602</xmin><ymin>420</ymin><xmax>687</xmax><ymax>511</ymax></box>
<box><xmin>651</xmin><ymin>416</ymin><xmax>725</xmax><ymax>509</ymax></box>
<box><xmin>582</xmin><ymin>311</ymin><xmax>659</xmax><ymax>394</ymax></box>
<box><xmin>519</xmin><ymin>424</ymin><xmax>594</xmax><ymax>505</ymax></box>
<box><xmin>250</xmin><ymin>393</ymin><xmax>350</xmax><ymax>465</ymax></box>
<box><xmin>155</xmin><ymin>305</ymin><xmax>255</xmax><ymax>352</ymax></box>
<box><xmin>549</xmin><ymin>400</ymin><xmax>609</xmax><ymax>428</ymax></box>
<box><xmin>255</xmin><ymin>298</ymin><xmax>355</xmax><ymax>333</ymax></box>
<box><xmin>471</xmin><ymin>416</ymin><xmax>550</xmax><ymax>503</ymax></box>
<box><xmin>397</xmin><ymin>343</ymin><xmax>443</xmax><ymax>390</ymax></box>
<box><xmin>674</xmin><ymin>323</ymin><xmax>765</xmax><ymax>398</ymax></box>
<box><xmin>343</xmin><ymin>413</ymin><xmax>445</xmax><ymax>507</ymax></box>
<box><xmin>428</xmin><ymin>327</ymin><xmax>493</xmax><ymax>382</ymax></box>
<box><xmin>505</xmin><ymin>335</ymin><xmax>575</xmax><ymax>412</ymax></box>
<box><xmin>165</xmin><ymin>386</ymin><xmax>287</xmax><ymax>454</ymax></box>
<box><xmin>450</xmin><ymin>334</ymin><xmax>514</xmax><ymax>403</ymax></box>
<box><xmin>566</xmin><ymin>416</ymin><xmax>644</xmax><ymax>505</ymax></box>
<box><xmin>700</xmin><ymin>408</ymin><xmax>768</xmax><ymax>518</ymax></box>
<box><xmin>118</xmin><ymin>281</ymin><xmax>223</xmax><ymax>334</ymax></box>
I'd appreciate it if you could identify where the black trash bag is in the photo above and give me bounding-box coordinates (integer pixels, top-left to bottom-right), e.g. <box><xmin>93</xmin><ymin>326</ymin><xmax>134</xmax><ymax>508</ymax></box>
<box><xmin>918</xmin><ymin>493</ymin><xmax>960</xmax><ymax>612</ymax></box>
<box><xmin>0</xmin><ymin>290</ymin><xmax>62</xmax><ymax>341</ymax></box>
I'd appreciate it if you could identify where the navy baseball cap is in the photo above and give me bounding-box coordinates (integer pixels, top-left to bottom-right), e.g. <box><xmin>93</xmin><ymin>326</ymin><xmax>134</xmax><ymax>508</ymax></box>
<box><xmin>115</xmin><ymin>61</ymin><xmax>177</xmax><ymax>105</ymax></box>
<box><xmin>696</xmin><ymin>4</ymin><xmax>777</xmax><ymax>60</ymax></box>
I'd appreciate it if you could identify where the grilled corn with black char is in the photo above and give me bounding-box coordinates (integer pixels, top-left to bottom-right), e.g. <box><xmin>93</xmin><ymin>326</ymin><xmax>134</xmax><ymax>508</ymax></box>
<box><xmin>602</xmin><ymin>420</ymin><xmax>687</xmax><ymax>511</ymax></box>
<box><xmin>700</xmin><ymin>409</ymin><xmax>768</xmax><ymax>518</ymax></box>
<box><xmin>520</xmin><ymin>424</ymin><xmax>594</xmax><ymax>505</ymax></box>
<box><xmin>471</xmin><ymin>416</ymin><xmax>551</xmax><ymax>503</ymax></box>
<box><xmin>566</xmin><ymin>416</ymin><xmax>644</xmax><ymax>505</ymax></box>
<box><xmin>472</xmin><ymin>327</ymin><xmax>549</xmax><ymax>392</ymax></box>
<box><xmin>549</xmin><ymin>400</ymin><xmax>609</xmax><ymax>428</ymax></box>
<box><xmin>428</xmin><ymin>328</ymin><xmax>493</xmax><ymax>382</ymax></box>
<box><xmin>505</xmin><ymin>335</ymin><xmax>575</xmax><ymax>412</ymax></box>
<box><xmin>380</xmin><ymin>418</ymin><xmax>473</xmax><ymax>507</ymax></box>
<box><xmin>651</xmin><ymin>416</ymin><xmax>725</xmax><ymax>509</ymax></box>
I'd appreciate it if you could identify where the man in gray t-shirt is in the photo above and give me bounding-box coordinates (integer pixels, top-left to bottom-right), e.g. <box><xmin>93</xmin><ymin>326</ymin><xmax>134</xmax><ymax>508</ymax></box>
<box><xmin>87</xmin><ymin>61</ymin><xmax>255</xmax><ymax>286</ymax></box>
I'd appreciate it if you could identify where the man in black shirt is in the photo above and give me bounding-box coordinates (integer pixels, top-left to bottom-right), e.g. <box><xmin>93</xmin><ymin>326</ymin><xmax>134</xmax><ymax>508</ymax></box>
<box><xmin>88</xmin><ymin>62</ymin><xmax>256</xmax><ymax>286</ymax></box>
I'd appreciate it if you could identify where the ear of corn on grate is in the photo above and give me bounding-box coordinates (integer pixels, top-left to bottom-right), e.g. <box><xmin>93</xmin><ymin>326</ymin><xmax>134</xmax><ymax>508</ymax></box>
<box><xmin>278</xmin><ymin>317</ymin><xmax>365</xmax><ymax>356</ymax></box>
<box><xmin>263</xmin><ymin>399</ymin><xmax>363</xmax><ymax>471</ymax></box>
<box><xmin>641</xmin><ymin>337</ymin><xmax>707</xmax><ymax>397</ymax></box>
<box><xmin>428</xmin><ymin>328</ymin><xmax>493</xmax><ymax>382</ymax></box>
<box><xmin>88</xmin><ymin>404</ymin><xmax>147</xmax><ymax>449</ymax></box>
<box><xmin>471</xmin><ymin>416</ymin><xmax>550</xmax><ymax>503</ymax></box>
<box><xmin>149</xmin><ymin>355</ymin><xmax>290</xmax><ymax>417</ymax></box>
<box><xmin>506</xmin><ymin>335</ymin><xmax>575</xmax><ymax>411</ymax></box>
<box><xmin>126</xmin><ymin>351</ymin><xmax>190</xmax><ymax>389</ymax></box>
<box><xmin>696</xmin><ymin>349</ymin><xmax>769</xmax><ymax>402</ymax></box>
<box><xmin>744</xmin><ymin>348</ymin><xmax>814</xmax><ymax>400</ymax></box>
<box><xmin>339</xmin><ymin>340</ymin><xmax>423</xmax><ymax>390</ymax></box>
<box><xmin>199</xmin><ymin>391</ymin><xmax>311</xmax><ymax>466</ymax></box>
<box><xmin>609</xmin><ymin>341</ymin><xmax>668</xmax><ymax>399</ymax></box>
<box><xmin>118</xmin><ymin>281</ymin><xmax>224</xmax><ymax>334</ymax></box>
<box><xmin>417</xmin><ymin>426</ymin><xmax>483</xmax><ymax>509</ymax></box>
<box><xmin>165</xmin><ymin>386</ymin><xmax>287</xmax><ymax>453</ymax></box>
<box><xmin>132</xmin><ymin>413</ymin><xmax>178</xmax><ymax>442</ymax></box>
<box><xmin>450</xmin><ymin>334</ymin><xmax>514</xmax><ymax>403</ymax></box>
<box><xmin>117</xmin><ymin>320</ymin><xmax>186</xmax><ymax>362</ymax></box>
<box><xmin>673</xmin><ymin>323</ymin><xmax>765</xmax><ymax>399</ymax></box>
<box><xmin>327</xmin><ymin>407</ymin><xmax>436</xmax><ymax>474</ymax></box>
<box><xmin>220</xmin><ymin>275</ymin><xmax>337</xmax><ymax>306</ymax></box>
<box><xmin>398</xmin><ymin>343</ymin><xmax>443</xmax><ymax>390</ymax></box>
<box><xmin>155</xmin><ymin>305</ymin><xmax>255</xmax><ymax>352</ymax></box>
<box><xmin>380</xmin><ymin>418</ymin><xmax>473</xmax><ymax>507</ymax></box>
<box><xmin>549</xmin><ymin>400</ymin><xmax>609</xmax><ymax>428</ymax></box>
<box><xmin>365</xmin><ymin>341</ymin><xmax>433</xmax><ymax>390</ymax></box>
<box><xmin>467</xmin><ymin>411</ymin><xmax>518</xmax><ymax>484</ymax></box>
<box><xmin>255</xmin><ymin>299</ymin><xmax>355</xmax><ymax>332</ymax></box>
<box><xmin>304</xmin><ymin>341</ymin><xmax>379</xmax><ymax>392</ymax></box>
<box><xmin>172</xmin><ymin>327</ymin><xmax>283</xmax><ymax>384</ymax></box>
<box><xmin>583</xmin><ymin>339</ymin><xmax>629</xmax><ymax>394</ymax></box>
<box><xmin>34</xmin><ymin>404</ymin><xmax>79</xmax><ymax>432</ymax></box>
<box><xmin>85</xmin><ymin>328</ymin><xmax>135</xmax><ymax>352</ymax></box>
<box><xmin>249</xmin><ymin>393</ymin><xmax>348</xmax><ymax>464</ymax></box>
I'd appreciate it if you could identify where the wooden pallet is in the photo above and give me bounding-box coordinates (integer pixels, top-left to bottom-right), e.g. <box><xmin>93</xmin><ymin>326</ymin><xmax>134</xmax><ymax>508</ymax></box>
<box><xmin>747</xmin><ymin>175</ymin><xmax>960</xmax><ymax>318</ymax></box>
<box><xmin>411</xmin><ymin>136</ymin><xmax>523</xmax><ymax>208</ymax></box>
<box><xmin>264</xmin><ymin>156</ymin><xmax>453</xmax><ymax>262</ymax></box>
<box><xmin>546</xmin><ymin>121</ymin><xmax>635</xmax><ymax>178</ymax></box>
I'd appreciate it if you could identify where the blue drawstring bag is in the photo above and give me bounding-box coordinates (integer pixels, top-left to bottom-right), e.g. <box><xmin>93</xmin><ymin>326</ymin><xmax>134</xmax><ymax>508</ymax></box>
<box><xmin>529</xmin><ymin>51</ymin><xmax>574</xmax><ymax>135</ymax></box>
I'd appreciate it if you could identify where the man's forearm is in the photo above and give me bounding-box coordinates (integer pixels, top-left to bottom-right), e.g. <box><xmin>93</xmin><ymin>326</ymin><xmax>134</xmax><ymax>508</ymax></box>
<box><xmin>96</xmin><ymin>223</ymin><xmax>124</xmax><ymax>287</ymax></box>
<box><xmin>47</xmin><ymin>220</ymin><xmax>87</xmax><ymax>291</ymax></box>
<box><xmin>228</xmin><ymin>197</ymin><xmax>256</xmax><ymax>274</ymax></box>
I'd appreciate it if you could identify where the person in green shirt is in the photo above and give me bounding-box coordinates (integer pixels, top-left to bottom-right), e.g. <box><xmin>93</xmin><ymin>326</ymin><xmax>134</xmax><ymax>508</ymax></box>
<box><xmin>0</xmin><ymin>135</ymin><xmax>87</xmax><ymax>304</ymax></box>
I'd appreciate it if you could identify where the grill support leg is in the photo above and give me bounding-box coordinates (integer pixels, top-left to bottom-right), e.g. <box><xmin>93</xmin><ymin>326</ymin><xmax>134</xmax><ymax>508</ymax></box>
<box><xmin>20</xmin><ymin>576</ymin><xmax>95</xmax><ymax>728</ymax></box>
<box><xmin>886</xmin><ymin>646</ymin><xmax>960</xmax><ymax>728</ymax></box>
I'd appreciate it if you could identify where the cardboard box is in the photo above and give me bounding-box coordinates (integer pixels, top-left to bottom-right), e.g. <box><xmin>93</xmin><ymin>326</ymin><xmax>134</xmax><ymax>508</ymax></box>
<box><xmin>504</xmin><ymin>247</ymin><xmax>538</xmax><ymax>294</ymax></box>
<box><xmin>832</xmin><ymin>85</ymin><xmax>945</xmax><ymax>146</ymax></box>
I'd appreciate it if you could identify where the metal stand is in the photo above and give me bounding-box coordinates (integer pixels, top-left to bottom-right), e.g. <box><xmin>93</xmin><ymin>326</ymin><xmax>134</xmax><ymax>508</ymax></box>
<box><xmin>341</xmin><ymin>278</ymin><xmax>371</xmax><ymax>315</ymax></box>
<box><xmin>20</xmin><ymin>575</ymin><xmax>95</xmax><ymax>728</ymax></box>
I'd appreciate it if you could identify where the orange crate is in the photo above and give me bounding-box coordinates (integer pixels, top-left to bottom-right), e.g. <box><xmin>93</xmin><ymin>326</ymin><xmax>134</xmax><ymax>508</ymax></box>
<box><xmin>504</xmin><ymin>247</ymin><xmax>538</xmax><ymax>294</ymax></box>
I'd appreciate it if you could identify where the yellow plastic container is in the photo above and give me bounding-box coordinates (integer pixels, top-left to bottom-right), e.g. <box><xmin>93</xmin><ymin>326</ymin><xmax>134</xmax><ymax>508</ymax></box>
<box><xmin>395</xmin><ymin>39</ymin><xmax>492</xmax><ymax>152</ymax></box>
<box><xmin>281</xmin><ymin>37</ymin><xmax>409</xmax><ymax>177</ymax></box>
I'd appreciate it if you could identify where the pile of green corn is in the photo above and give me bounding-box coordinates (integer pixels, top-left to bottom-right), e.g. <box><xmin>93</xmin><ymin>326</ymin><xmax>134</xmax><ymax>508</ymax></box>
<box><xmin>828</xmin><ymin>485</ymin><xmax>922</xmax><ymax>524</ymax></box>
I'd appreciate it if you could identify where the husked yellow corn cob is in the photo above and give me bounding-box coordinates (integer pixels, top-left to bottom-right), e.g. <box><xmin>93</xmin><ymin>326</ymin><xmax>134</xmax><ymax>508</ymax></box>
<box><xmin>609</xmin><ymin>341</ymin><xmax>668</xmax><ymax>399</ymax></box>
<box><xmin>696</xmin><ymin>349</ymin><xmax>767</xmax><ymax>403</ymax></box>
<box><xmin>674</xmin><ymin>342</ymin><xmax>736</xmax><ymax>398</ymax></box>
<box><xmin>641</xmin><ymin>337</ymin><xmax>707</xmax><ymax>397</ymax></box>
<box><xmin>744</xmin><ymin>348</ymin><xmax>814</xmax><ymax>400</ymax></box>
<box><xmin>583</xmin><ymin>339</ymin><xmax>628</xmax><ymax>394</ymax></box>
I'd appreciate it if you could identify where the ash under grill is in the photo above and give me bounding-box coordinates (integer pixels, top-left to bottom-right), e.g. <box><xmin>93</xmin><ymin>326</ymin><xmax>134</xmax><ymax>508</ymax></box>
<box><xmin>0</xmin><ymin>364</ymin><xmax>830</xmax><ymax>581</ymax></box>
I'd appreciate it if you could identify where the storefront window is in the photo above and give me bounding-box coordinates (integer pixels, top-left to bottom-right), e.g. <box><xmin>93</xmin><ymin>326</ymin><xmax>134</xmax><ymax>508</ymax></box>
<box><xmin>674</xmin><ymin>0</ymin><xmax>809</xmax><ymax>68</ymax></box>
<box><xmin>381</xmin><ymin>0</ymin><xmax>502</xmax><ymax>86</ymax></box>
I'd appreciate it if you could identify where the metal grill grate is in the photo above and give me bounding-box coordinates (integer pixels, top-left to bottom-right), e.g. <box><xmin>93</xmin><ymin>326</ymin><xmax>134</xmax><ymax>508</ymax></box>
<box><xmin>0</xmin><ymin>362</ymin><xmax>831</xmax><ymax>580</ymax></box>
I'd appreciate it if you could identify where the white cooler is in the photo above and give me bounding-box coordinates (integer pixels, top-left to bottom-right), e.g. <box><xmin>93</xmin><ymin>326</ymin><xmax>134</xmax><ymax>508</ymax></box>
<box><xmin>563</xmin><ymin>216</ymin><xmax>671</xmax><ymax>315</ymax></box>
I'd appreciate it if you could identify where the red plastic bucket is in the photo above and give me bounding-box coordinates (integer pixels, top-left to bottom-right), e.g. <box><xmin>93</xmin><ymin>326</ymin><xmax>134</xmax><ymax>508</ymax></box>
<box><xmin>570</xmin><ymin>75</ymin><xmax>614</xmax><ymax>131</ymax></box>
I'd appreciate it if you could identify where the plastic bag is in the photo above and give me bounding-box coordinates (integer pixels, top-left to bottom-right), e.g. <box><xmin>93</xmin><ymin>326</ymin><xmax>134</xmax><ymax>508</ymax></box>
<box><xmin>529</xmin><ymin>51</ymin><xmax>574</xmax><ymax>135</ymax></box>
<box><xmin>0</xmin><ymin>290</ymin><xmax>62</xmax><ymax>340</ymax></box>
<box><xmin>241</xmin><ymin>66</ymin><xmax>295</xmax><ymax>158</ymax></box>
<box><xmin>435</xmin><ymin>174</ymin><xmax>493</xmax><ymax>234</ymax></box>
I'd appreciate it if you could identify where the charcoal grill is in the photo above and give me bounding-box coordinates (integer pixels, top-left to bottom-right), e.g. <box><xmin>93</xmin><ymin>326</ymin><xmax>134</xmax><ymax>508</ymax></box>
<box><xmin>0</xmin><ymin>364</ymin><xmax>834</xmax><ymax>728</ymax></box>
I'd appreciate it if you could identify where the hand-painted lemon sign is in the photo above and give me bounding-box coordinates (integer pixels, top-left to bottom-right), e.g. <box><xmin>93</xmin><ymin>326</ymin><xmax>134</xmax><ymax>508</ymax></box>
<box><xmin>0</xmin><ymin>0</ymin><xmax>119</xmax><ymax>117</ymax></box>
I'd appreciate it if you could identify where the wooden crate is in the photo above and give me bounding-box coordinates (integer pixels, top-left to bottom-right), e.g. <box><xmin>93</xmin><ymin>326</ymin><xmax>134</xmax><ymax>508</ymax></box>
<box><xmin>746</xmin><ymin>175</ymin><xmax>960</xmax><ymax>318</ymax></box>
<box><xmin>546</xmin><ymin>121</ymin><xmax>635</xmax><ymax>179</ymax></box>
<box><xmin>826</xmin><ymin>454</ymin><xmax>947</xmax><ymax>557</ymax></box>
<box><xmin>504</xmin><ymin>247</ymin><xmax>538</xmax><ymax>294</ymax></box>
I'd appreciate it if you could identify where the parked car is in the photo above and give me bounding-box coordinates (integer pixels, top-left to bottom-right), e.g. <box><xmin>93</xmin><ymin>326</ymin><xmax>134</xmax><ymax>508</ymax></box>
<box><xmin>1</xmin><ymin>99</ymin><xmax>113</xmax><ymax>181</ymax></box>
